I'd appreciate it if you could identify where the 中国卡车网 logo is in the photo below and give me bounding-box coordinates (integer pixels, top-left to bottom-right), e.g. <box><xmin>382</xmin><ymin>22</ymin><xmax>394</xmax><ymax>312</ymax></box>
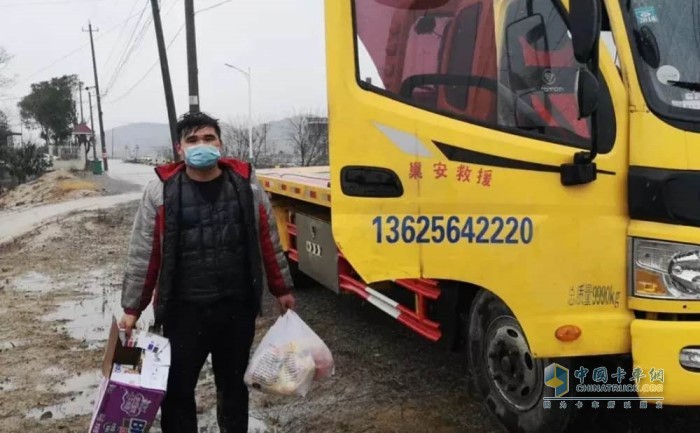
<box><xmin>544</xmin><ymin>363</ymin><xmax>569</xmax><ymax>397</ymax></box>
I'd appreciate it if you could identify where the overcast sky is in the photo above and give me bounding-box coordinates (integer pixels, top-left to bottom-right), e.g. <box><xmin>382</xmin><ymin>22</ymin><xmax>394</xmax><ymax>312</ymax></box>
<box><xmin>0</xmin><ymin>0</ymin><xmax>327</xmax><ymax>132</ymax></box>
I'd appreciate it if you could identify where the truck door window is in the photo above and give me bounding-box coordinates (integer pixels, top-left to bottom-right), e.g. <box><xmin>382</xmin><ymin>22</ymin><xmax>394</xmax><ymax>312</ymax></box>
<box><xmin>352</xmin><ymin>0</ymin><xmax>615</xmax><ymax>151</ymax></box>
<box><xmin>499</xmin><ymin>0</ymin><xmax>590</xmax><ymax>145</ymax></box>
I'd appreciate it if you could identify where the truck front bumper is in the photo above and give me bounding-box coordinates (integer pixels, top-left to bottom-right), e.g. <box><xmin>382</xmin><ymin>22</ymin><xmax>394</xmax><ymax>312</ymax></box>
<box><xmin>632</xmin><ymin>319</ymin><xmax>700</xmax><ymax>405</ymax></box>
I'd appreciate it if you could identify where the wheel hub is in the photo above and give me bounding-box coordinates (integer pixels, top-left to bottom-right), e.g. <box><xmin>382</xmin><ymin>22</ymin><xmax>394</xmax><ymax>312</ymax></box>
<box><xmin>484</xmin><ymin>317</ymin><xmax>543</xmax><ymax>411</ymax></box>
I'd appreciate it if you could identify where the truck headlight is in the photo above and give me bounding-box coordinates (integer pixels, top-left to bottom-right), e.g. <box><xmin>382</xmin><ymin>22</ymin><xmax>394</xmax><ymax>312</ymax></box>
<box><xmin>633</xmin><ymin>239</ymin><xmax>700</xmax><ymax>300</ymax></box>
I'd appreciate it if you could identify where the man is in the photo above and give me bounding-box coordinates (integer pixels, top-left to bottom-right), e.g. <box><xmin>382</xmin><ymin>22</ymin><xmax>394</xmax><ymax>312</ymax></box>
<box><xmin>119</xmin><ymin>112</ymin><xmax>295</xmax><ymax>433</ymax></box>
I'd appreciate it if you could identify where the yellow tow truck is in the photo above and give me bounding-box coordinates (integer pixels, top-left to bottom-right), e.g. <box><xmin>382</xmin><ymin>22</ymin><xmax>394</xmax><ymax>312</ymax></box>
<box><xmin>258</xmin><ymin>1</ymin><xmax>700</xmax><ymax>431</ymax></box>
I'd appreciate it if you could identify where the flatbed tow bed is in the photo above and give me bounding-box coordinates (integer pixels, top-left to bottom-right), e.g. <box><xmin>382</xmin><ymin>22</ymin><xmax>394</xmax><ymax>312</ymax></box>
<box><xmin>257</xmin><ymin>166</ymin><xmax>332</xmax><ymax>208</ymax></box>
<box><xmin>257</xmin><ymin>166</ymin><xmax>443</xmax><ymax>342</ymax></box>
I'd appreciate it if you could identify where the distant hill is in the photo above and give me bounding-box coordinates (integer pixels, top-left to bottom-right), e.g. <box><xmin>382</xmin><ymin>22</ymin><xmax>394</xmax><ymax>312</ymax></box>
<box><xmin>106</xmin><ymin>123</ymin><xmax>171</xmax><ymax>159</ymax></box>
<box><xmin>106</xmin><ymin>118</ymin><xmax>301</xmax><ymax>159</ymax></box>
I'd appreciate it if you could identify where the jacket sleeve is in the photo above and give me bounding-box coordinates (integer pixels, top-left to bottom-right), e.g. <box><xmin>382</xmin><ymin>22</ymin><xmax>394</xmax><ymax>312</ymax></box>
<box><xmin>121</xmin><ymin>180</ymin><xmax>162</xmax><ymax>318</ymax></box>
<box><xmin>251</xmin><ymin>170</ymin><xmax>294</xmax><ymax>297</ymax></box>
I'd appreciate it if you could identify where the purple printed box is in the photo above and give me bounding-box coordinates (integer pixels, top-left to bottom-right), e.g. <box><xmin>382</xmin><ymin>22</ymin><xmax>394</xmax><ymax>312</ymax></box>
<box><xmin>89</xmin><ymin>318</ymin><xmax>171</xmax><ymax>433</ymax></box>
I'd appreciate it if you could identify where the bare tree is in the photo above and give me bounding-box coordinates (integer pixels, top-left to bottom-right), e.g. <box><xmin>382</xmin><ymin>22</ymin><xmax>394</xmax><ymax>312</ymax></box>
<box><xmin>221</xmin><ymin>119</ymin><xmax>269</xmax><ymax>166</ymax></box>
<box><xmin>0</xmin><ymin>47</ymin><xmax>12</xmax><ymax>89</ymax></box>
<box><xmin>286</xmin><ymin>113</ymin><xmax>328</xmax><ymax>166</ymax></box>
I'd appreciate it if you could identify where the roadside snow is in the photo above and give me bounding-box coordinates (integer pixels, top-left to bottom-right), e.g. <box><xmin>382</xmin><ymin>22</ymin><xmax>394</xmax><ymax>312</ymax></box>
<box><xmin>0</xmin><ymin>159</ymin><xmax>155</xmax><ymax>246</ymax></box>
<box><xmin>0</xmin><ymin>192</ymin><xmax>142</xmax><ymax>246</ymax></box>
<box><xmin>106</xmin><ymin>159</ymin><xmax>157</xmax><ymax>188</ymax></box>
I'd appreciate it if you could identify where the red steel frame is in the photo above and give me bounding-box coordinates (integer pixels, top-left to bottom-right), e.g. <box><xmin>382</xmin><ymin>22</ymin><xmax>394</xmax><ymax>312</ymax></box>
<box><xmin>285</xmin><ymin>212</ymin><xmax>442</xmax><ymax>342</ymax></box>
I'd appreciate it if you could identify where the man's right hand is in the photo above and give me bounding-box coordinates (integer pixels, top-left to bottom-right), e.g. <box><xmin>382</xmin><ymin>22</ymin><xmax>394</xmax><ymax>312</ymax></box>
<box><xmin>119</xmin><ymin>314</ymin><xmax>138</xmax><ymax>337</ymax></box>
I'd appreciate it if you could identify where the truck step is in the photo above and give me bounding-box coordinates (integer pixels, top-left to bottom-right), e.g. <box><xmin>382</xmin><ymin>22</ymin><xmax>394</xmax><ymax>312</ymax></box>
<box><xmin>339</xmin><ymin>274</ymin><xmax>441</xmax><ymax>342</ymax></box>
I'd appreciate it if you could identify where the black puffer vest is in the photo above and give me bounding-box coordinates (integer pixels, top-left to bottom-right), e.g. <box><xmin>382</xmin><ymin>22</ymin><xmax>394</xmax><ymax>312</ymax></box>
<box><xmin>173</xmin><ymin>174</ymin><xmax>251</xmax><ymax>303</ymax></box>
<box><xmin>155</xmin><ymin>168</ymin><xmax>263</xmax><ymax>328</ymax></box>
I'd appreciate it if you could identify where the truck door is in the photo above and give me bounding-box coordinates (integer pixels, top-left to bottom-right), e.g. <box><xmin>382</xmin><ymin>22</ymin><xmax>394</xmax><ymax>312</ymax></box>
<box><xmin>327</xmin><ymin>0</ymin><xmax>631</xmax><ymax>356</ymax></box>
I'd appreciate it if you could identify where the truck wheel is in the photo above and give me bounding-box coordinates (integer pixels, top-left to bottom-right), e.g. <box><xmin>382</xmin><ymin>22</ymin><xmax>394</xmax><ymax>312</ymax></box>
<box><xmin>467</xmin><ymin>290</ymin><xmax>573</xmax><ymax>433</ymax></box>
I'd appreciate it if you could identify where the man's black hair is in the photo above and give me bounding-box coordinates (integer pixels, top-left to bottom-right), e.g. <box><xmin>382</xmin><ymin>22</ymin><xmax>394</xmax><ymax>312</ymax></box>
<box><xmin>176</xmin><ymin>111</ymin><xmax>221</xmax><ymax>141</ymax></box>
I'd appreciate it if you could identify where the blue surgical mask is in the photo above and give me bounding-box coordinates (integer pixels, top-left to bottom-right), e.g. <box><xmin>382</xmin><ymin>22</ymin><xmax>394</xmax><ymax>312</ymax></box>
<box><xmin>184</xmin><ymin>144</ymin><xmax>221</xmax><ymax>169</ymax></box>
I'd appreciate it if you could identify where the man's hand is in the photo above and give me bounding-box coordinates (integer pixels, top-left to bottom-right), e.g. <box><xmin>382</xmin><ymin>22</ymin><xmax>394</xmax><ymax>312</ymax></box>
<box><xmin>119</xmin><ymin>313</ymin><xmax>138</xmax><ymax>337</ymax></box>
<box><xmin>277</xmin><ymin>294</ymin><xmax>296</xmax><ymax>314</ymax></box>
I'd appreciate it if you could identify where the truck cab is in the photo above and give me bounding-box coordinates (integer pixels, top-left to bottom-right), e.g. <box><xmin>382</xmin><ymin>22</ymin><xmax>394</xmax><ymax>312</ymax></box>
<box><xmin>259</xmin><ymin>1</ymin><xmax>700</xmax><ymax>431</ymax></box>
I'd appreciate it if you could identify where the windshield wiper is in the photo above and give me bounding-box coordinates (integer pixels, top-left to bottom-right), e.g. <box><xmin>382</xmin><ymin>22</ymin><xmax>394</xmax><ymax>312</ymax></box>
<box><xmin>667</xmin><ymin>80</ymin><xmax>700</xmax><ymax>91</ymax></box>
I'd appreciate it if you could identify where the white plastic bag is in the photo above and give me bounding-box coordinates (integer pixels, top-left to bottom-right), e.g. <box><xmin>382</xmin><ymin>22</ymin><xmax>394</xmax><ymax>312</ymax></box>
<box><xmin>244</xmin><ymin>310</ymin><xmax>334</xmax><ymax>397</ymax></box>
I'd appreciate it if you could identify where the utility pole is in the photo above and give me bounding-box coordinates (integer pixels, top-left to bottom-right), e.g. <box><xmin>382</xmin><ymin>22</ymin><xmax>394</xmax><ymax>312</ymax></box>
<box><xmin>86</xmin><ymin>86</ymin><xmax>97</xmax><ymax>162</ymax></box>
<box><xmin>111</xmin><ymin>129</ymin><xmax>114</xmax><ymax>158</ymax></box>
<box><xmin>185</xmin><ymin>0</ymin><xmax>199</xmax><ymax>112</ymax></box>
<box><xmin>76</xmin><ymin>81</ymin><xmax>84</xmax><ymax>164</ymax></box>
<box><xmin>151</xmin><ymin>0</ymin><xmax>179</xmax><ymax>161</ymax></box>
<box><xmin>78</xmin><ymin>80</ymin><xmax>85</xmax><ymax>123</ymax></box>
<box><xmin>84</xmin><ymin>22</ymin><xmax>109</xmax><ymax>171</ymax></box>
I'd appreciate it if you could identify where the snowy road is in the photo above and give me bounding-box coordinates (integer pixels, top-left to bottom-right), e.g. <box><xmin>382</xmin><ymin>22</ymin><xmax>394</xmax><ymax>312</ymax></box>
<box><xmin>0</xmin><ymin>192</ymin><xmax>142</xmax><ymax>246</ymax></box>
<box><xmin>105</xmin><ymin>159</ymin><xmax>158</xmax><ymax>188</ymax></box>
<box><xmin>0</xmin><ymin>160</ymin><xmax>156</xmax><ymax>246</ymax></box>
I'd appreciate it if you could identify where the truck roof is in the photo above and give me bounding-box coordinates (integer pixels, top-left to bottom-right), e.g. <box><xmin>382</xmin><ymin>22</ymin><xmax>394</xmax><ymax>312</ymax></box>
<box><xmin>257</xmin><ymin>166</ymin><xmax>331</xmax><ymax>208</ymax></box>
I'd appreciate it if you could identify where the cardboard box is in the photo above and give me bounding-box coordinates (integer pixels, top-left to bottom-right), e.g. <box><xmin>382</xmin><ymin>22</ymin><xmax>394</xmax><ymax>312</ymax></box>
<box><xmin>89</xmin><ymin>318</ymin><xmax>171</xmax><ymax>433</ymax></box>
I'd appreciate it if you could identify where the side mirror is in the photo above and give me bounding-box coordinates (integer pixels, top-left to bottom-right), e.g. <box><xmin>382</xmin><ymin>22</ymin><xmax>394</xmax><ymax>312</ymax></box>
<box><xmin>569</xmin><ymin>0</ymin><xmax>602</xmax><ymax>64</ymax></box>
<box><xmin>561</xmin><ymin>68</ymin><xmax>600</xmax><ymax>186</ymax></box>
<box><xmin>560</xmin><ymin>68</ymin><xmax>600</xmax><ymax>186</ymax></box>
<box><xmin>576</xmin><ymin>68</ymin><xmax>600</xmax><ymax>118</ymax></box>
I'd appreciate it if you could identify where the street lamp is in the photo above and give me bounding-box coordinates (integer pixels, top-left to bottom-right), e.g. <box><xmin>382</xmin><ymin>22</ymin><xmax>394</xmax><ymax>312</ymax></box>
<box><xmin>224</xmin><ymin>62</ymin><xmax>253</xmax><ymax>161</ymax></box>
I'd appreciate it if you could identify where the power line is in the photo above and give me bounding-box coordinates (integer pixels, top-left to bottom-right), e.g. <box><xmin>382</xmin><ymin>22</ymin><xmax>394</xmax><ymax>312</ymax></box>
<box><xmin>195</xmin><ymin>0</ymin><xmax>231</xmax><ymax>15</ymax></box>
<box><xmin>24</xmin><ymin>45</ymin><xmax>88</xmax><ymax>81</ymax></box>
<box><xmin>0</xmin><ymin>0</ymin><xmax>106</xmax><ymax>7</ymax></box>
<box><xmin>103</xmin><ymin>1</ymin><xmax>149</xmax><ymax>91</ymax></box>
<box><xmin>163</xmin><ymin>0</ymin><xmax>178</xmax><ymax>17</ymax></box>
<box><xmin>103</xmin><ymin>0</ymin><xmax>150</xmax><ymax>94</ymax></box>
<box><xmin>101</xmin><ymin>0</ymin><xmax>141</xmax><ymax>71</ymax></box>
<box><xmin>151</xmin><ymin>0</ymin><xmax>178</xmax><ymax>158</ymax></box>
<box><xmin>104</xmin><ymin>22</ymin><xmax>185</xmax><ymax>105</ymax></box>
<box><xmin>13</xmin><ymin>0</ymin><xmax>225</xmax><ymax>89</ymax></box>
<box><xmin>103</xmin><ymin>0</ymin><xmax>234</xmax><ymax>106</ymax></box>
<box><xmin>20</xmin><ymin>9</ymin><xmax>144</xmax><ymax>83</ymax></box>
<box><xmin>103</xmin><ymin>13</ymin><xmax>153</xmax><ymax>95</ymax></box>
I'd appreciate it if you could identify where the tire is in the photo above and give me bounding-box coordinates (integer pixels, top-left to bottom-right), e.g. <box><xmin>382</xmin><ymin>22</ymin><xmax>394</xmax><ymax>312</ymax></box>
<box><xmin>467</xmin><ymin>290</ymin><xmax>574</xmax><ymax>433</ymax></box>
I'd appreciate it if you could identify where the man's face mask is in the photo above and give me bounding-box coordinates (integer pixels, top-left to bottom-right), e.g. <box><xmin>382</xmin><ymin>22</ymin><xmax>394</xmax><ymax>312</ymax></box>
<box><xmin>184</xmin><ymin>143</ymin><xmax>221</xmax><ymax>169</ymax></box>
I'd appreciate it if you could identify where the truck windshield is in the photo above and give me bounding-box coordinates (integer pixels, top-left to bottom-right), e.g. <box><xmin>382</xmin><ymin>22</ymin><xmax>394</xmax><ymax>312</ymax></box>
<box><xmin>623</xmin><ymin>0</ymin><xmax>700</xmax><ymax>127</ymax></box>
